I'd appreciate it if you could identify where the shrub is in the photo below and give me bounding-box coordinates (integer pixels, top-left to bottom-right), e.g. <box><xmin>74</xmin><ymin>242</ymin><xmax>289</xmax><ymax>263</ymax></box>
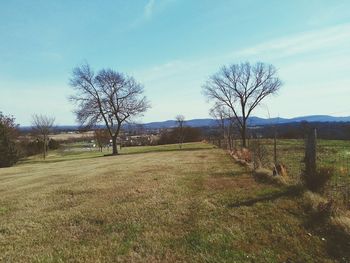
<box><xmin>249</xmin><ymin>140</ymin><xmax>270</xmax><ymax>169</ymax></box>
<box><xmin>301</xmin><ymin>166</ymin><xmax>333</xmax><ymax>193</ymax></box>
<box><xmin>303</xmin><ymin>191</ymin><xmax>336</xmax><ymax>223</ymax></box>
<box><xmin>254</xmin><ymin>168</ymin><xmax>287</xmax><ymax>186</ymax></box>
<box><xmin>48</xmin><ymin>139</ymin><xmax>60</xmax><ymax>150</ymax></box>
<box><xmin>18</xmin><ymin>139</ymin><xmax>44</xmax><ymax>157</ymax></box>
<box><xmin>158</xmin><ymin>127</ymin><xmax>202</xmax><ymax>145</ymax></box>
<box><xmin>0</xmin><ymin>113</ymin><xmax>19</xmax><ymax>167</ymax></box>
<box><xmin>0</xmin><ymin>125</ymin><xmax>19</xmax><ymax>167</ymax></box>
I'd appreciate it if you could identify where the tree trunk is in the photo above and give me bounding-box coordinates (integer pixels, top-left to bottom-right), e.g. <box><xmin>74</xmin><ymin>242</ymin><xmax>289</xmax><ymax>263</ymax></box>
<box><xmin>305</xmin><ymin>129</ymin><xmax>317</xmax><ymax>177</ymax></box>
<box><xmin>241</xmin><ymin>124</ymin><xmax>247</xmax><ymax>148</ymax></box>
<box><xmin>43</xmin><ymin>135</ymin><xmax>47</xmax><ymax>160</ymax></box>
<box><xmin>112</xmin><ymin>135</ymin><xmax>118</xmax><ymax>155</ymax></box>
<box><xmin>274</xmin><ymin>131</ymin><xmax>277</xmax><ymax>165</ymax></box>
<box><xmin>227</xmin><ymin>133</ymin><xmax>232</xmax><ymax>151</ymax></box>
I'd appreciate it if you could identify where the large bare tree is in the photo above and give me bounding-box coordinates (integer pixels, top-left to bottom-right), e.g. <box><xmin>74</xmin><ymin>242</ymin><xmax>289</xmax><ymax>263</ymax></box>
<box><xmin>69</xmin><ymin>64</ymin><xmax>150</xmax><ymax>155</ymax></box>
<box><xmin>32</xmin><ymin>114</ymin><xmax>55</xmax><ymax>159</ymax></box>
<box><xmin>203</xmin><ymin>62</ymin><xmax>282</xmax><ymax>147</ymax></box>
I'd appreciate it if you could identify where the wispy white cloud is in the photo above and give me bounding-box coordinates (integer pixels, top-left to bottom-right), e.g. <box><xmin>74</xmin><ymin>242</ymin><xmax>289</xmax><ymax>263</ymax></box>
<box><xmin>144</xmin><ymin>0</ymin><xmax>156</xmax><ymax>20</ymax></box>
<box><xmin>129</xmin><ymin>0</ymin><xmax>175</xmax><ymax>29</ymax></box>
<box><xmin>136</xmin><ymin>22</ymin><xmax>350</xmax><ymax>120</ymax></box>
<box><xmin>137</xmin><ymin>23</ymin><xmax>350</xmax><ymax>84</ymax></box>
<box><xmin>234</xmin><ymin>23</ymin><xmax>350</xmax><ymax>59</ymax></box>
<box><xmin>307</xmin><ymin>2</ymin><xmax>350</xmax><ymax>26</ymax></box>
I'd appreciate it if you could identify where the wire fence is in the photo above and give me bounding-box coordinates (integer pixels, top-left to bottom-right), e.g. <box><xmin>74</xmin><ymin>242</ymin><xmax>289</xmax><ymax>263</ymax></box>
<box><xmin>323</xmin><ymin>149</ymin><xmax>350</xmax><ymax>209</ymax></box>
<box><xmin>209</xmin><ymin>134</ymin><xmax>350</xmax><ymax>209</ymax></box>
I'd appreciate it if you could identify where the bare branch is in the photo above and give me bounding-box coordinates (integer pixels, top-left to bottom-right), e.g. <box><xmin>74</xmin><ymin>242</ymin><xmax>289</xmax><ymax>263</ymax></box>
<box><xmin>69</xmin><ymin>63</ymin><xmax>151</xmax><ymax>155</ymax></box>
<box><xmin>202</xmin><ymin>62</ymin><xmax>282</xmax><ymax>147</ymax></box>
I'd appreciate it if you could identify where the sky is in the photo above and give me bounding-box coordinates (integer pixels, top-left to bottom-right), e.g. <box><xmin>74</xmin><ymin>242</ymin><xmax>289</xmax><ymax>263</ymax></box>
<box><xmin>1</xmin><ymin>0</ymin><xmax>350</xmax><ymax>126</ymax></box>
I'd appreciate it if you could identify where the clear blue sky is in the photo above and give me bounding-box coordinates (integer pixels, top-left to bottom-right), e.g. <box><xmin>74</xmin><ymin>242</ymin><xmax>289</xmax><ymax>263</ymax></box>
<box><xmin>1</xmin><ymin>0</ymin><xmax>350</xmax><ymax>125</ymax></box>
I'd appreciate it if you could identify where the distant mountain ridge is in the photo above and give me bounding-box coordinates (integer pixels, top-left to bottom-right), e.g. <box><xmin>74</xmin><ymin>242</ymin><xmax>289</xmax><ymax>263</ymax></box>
<box><xmin>18</xmin><ymin>115</ymin><xmax>350</xmax><ymax>131</ymax></box>
<box><xmin>143</xmin><ymin>115</ymin><xmax>350</xmax><ymax>129</ymax></box>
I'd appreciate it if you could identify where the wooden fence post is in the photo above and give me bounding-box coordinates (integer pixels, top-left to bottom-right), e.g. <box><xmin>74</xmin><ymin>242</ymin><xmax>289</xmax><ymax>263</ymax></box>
<box><xmin>305</xmin><ymin>128</ymin><xmax>317</xmax><ymax>177</ymax></box>
<box><xmin>274</xmin><ymin>131</ymin><xmax>277</xmax><ymax>165</ymax></box>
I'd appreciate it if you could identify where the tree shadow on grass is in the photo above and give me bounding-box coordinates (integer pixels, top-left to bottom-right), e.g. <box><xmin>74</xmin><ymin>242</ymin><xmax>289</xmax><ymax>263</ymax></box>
<box><xmin>119</xmin><ymin>147</ymin><xmax>210</xmax><ymax>156</ymax></box>
<box><xmin>323</xmin><ymin>227</ymin><xmax>350</xmax><ymax>262</ymax></box>
<box><xmin>210</xmin><ymin>170</ymin><xmax>248</xmax><ymax>178</ymax></box>
<box><xmin>19</xmin><ymin>145</ymin><xmax>212</xmax><ymax>165</ymax></box>
<box><xmin>228</xmin><ymin>185</ymin><xmax>304</xmax><ymax>208</ymax></box>
<box><xmin>19</xmin><ymin>154</ymin><xmax>104</xmax><ymax>165</ymax></box>
<box><xmin>303</xmin><ymin>209</ymin><xmax>350</xmax><ymax>262</ymax></box>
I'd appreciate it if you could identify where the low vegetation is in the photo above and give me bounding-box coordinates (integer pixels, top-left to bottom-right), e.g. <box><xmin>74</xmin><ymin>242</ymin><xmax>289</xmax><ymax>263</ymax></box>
<box><xmin>0</xmin><ymin>112</ymin><xmax>19</xmax><ymax>167</ymax></box>
<box><xmin>0</xmin><ymin>142</ymin><xmax>349</xmax><ymax>262</ymax></box>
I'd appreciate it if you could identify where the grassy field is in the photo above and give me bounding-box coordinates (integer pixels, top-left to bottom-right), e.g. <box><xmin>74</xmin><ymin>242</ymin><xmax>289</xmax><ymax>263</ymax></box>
<box><xmin>240</xmin><ymin>139</ymin><xmax>350</xmax><ymax>182</ymax></box>
<box><xmin>0</xmin><ymin>142</ymin><xmax>349</xmax><ymax>262</ymax></box>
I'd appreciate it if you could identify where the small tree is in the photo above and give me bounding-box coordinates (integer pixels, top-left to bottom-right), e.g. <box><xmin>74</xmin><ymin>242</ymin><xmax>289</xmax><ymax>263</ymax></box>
<box><xmin>69</xmin><ymin>64</ymin><xmax>150</xmax><ymax>155</ymax></box>
<box><xmin>209</xmin><ymin>103</ymin><xmax>238</xmax><ymax>150</ymax></box>
<box><xmin>203</xmin><ymin>62</ymin><xmax>282</xmax><ymax>147</ymax></box>
<box><xmin>0</xmin><ymin>112</ymin><xmax>19</xmax><ymax>167</ymax></box>
<box><xmin>210</xmin><ymin>103</ymin><xmax>226</xmax><ymax>146</ymax></box>
<box><xmin>94</xmin><ymin>129</ymin><xmax>110</xmax><ymax>152</ymax></box>
<box><xmin>175</xmin><ymin>115</ymin><xmax>185</xmax><ymax>149</ymax></box>
<box><xmin>32</xmin><ymin>114</ymin><xmax>55</xmax><ymax>159</ymax></box>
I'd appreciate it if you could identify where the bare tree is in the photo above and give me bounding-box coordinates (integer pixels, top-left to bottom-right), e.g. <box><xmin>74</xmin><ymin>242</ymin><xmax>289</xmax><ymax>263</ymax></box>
<box><xmin>175</xmin><ymin>115</ymin><xmax>185</xmax><ymax>149</ymax></box>
<box><xmin>32</xmin><ymin>114</ymin><xmax>55</xmax><ymax>159</ymax></box>
<box><xmin>203</xmin><ymin>62</ymin><xmax>282</xmax><ymax>147</ymax></box>
<box><xmin>210</xmin><ymin>103</ymin><xmax>239</xmax><ymax>150</ymax></box>
<box><xmin>69</xmin><ymin>64</ymin><xmax>150</xmax><ymax>155</ymax></box>
<box><xmin>94</xmin><ymin>129</ymin><xmax>110</xmax><ymax>152</ymax></box>
<box><xmin>210</xmin><ymin>103</ymin><xmax>226</xmax><ymax>137</ymax></box>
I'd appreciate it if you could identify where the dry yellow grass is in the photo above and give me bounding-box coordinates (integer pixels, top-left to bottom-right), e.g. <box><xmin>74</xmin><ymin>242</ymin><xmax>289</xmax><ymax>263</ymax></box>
<box><xmin>0</xmin><ymin>142</ymin><xmax>348</xmax><ymax>262</ymax></box>
<box><xmin>49</xmin><ymin>131</ymin><xmax>94</xmax><ymax>141</ymax></box>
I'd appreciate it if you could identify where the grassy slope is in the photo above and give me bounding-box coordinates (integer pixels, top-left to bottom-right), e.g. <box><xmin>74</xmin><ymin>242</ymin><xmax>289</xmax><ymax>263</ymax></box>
<box><xmin>0</xmin><ymin>143</ymin><xmax>346</xmax><ymax>262</ymax></box>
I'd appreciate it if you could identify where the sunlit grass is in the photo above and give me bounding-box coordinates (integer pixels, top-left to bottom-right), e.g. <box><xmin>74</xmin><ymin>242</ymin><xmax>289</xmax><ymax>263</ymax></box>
<box><xmin>0</xmin><ymin>141</ymin><xmax>348</xmax><ymax>262</ymax></box>
<box><xmin>20</xmin><ymin>142</ymin><xmax>215</xmax><ymax>165</ymax></box>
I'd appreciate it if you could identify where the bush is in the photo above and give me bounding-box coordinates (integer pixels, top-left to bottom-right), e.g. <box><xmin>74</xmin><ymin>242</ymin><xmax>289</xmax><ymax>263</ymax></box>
<box><xmin>48</xmin><ymin>139</ymin><xmax>60</xmax><ymax>150</ymax></box>
<box><xmin>158</xmin><ymin>127</ymin><xmax>202</xmax><ymax>145</ymax></box>
<box><xmin>0</xmin><ymin>125</ymin><xmax>19</xmax><ymax>167</ymax></box>
<box><xmin>0</xmin><ymin>113</ymin><xmax>19</xmax><ymax>167</ymax></box>
<box><xmin>302</xmin><ymin>166</ymin><xmax>333</xmax><ymax>193</ymax></box>
<box><xmin>254</xmin><ymin>168</ymin><xmax>287</xmax><ymax>186</ymax></box>
<box><xmin>303</xmin><ymin>191</ymin><xmax>336</xmax><ymax>223</ymax></box>
<box><xmin>249</xmin><ymin>140</ymin><xmax>270</xmax><ymax>169</ymax></box>
<box><xmin>18</xmin><ymin>139</ymin><xmax>44</xmax><ymax>157</ymax></box>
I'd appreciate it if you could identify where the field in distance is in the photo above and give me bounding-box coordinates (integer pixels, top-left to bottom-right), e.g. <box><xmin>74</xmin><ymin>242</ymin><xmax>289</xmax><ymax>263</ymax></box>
<box><xmin>0</xmin><ymin>142</ymin><xmax>348</xmax><ymax>262</ymax></box>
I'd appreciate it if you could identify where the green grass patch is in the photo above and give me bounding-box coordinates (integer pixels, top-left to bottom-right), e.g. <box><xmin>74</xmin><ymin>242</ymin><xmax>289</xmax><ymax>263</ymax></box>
<box><xmin>0</xmin><ymin>141</ymin><xmax>348</xmax><ymax>262</ymax></box>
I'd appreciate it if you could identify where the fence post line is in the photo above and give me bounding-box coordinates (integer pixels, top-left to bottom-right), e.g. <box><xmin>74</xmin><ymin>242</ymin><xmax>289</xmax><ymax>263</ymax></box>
<box><xmin>305</xmin><ymin>128</ymin><xmax>317</xmax><ymax>178</ymax></box>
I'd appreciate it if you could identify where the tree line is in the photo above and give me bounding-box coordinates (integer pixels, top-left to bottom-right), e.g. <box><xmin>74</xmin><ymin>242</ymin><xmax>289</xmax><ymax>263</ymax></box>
<box><xmin>1</xmin><ymin>61</ymin><xmax>281</xmax><ymax>167</ymax></box>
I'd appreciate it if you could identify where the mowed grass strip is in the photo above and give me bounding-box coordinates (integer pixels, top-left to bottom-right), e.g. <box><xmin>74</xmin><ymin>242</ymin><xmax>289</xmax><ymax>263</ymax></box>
<box><xmin>0</xmin><ymin>143</ymin><xmax>343</xmax><ymax>262</ymax></box>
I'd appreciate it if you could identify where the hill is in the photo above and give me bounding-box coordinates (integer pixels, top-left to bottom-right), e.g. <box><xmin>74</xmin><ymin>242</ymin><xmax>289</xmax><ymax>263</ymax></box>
<box><xmin>0</xmin><ymin>143</ymin><xmax>348</xmax><ymax>262</ymax></box>
<box><xmin>146</xmin><ymin>115</ymin><xmax>350</xmax><ymax>128</ymax></box>
<box><xmin>18</xmin><ymin>115</ymin><xmax>350</xmax><ymax>132</ymax></box>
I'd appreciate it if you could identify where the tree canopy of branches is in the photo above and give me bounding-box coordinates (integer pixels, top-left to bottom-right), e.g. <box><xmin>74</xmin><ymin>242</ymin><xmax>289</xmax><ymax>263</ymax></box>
<box><xmin>69</xmin><ymin>64</ymin><xmax>150</xmax><ymax>155</ymax></box>
<box><xmin>203</xmin><ymin>62</ymin><xmax>282</xmax><ymax>147</ymax></box>
<box><xmin>32</xmin><ymin>114</ymin><xmax>55</xmax><ymax>159</ymax></box>
<box><xmin>209</xmin><ymin>103</ymin><xmax>237</xmax><ymax>150</ymax></box>
<box><xmin>0</xmin><ymin>112</ymin><xmax>19</xmax><ymax>167</ymax></box>
<box><xmin>175</xmin><ymin>115</ymin><xmax>185</xmax><ymax>149</ymax></box>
